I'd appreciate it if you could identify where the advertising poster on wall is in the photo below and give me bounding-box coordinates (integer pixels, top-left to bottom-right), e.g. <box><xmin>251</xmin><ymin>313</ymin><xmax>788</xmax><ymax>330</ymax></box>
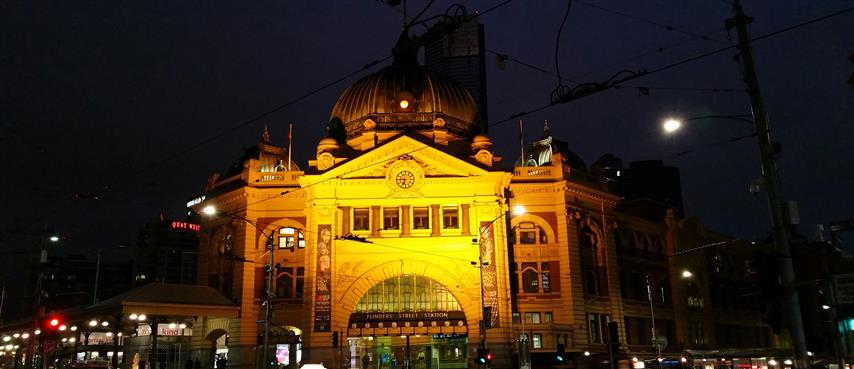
<box><xmin>313</xmin><ymin>224</ymin><xmax>332</xmax><ymax>331</ymax></box>
<box><xmin>480</xmin><ymin>221</ymin><xmax>500</xmax><ymax>328</ymax></box>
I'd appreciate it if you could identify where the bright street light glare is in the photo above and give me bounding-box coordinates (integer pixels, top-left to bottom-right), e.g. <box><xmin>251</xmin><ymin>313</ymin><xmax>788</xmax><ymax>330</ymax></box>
<box><xmin>49</xmin><ymin>236</ymin><xmax>60</xmax><ymax>242</ymax></box>
<box><xmin>821</xmin><ymin>305</ymin><xmax>831</xmax><ymax>310</ymax></box>
<box><xmin>681</xmin><ymin>270</ymin><xmax>693</xmax><ymax>278</ymax></box>
<box><xmin>663</xmin><ymin>119</ymin><xmax>682</xmax><ymax>133</ymax></box>
<box><xmin>512</xmin><ymin>205</ymin><xmax>526</xmax><ymax>216</ymax></box>
<box><xmin>202</xmin><ymin>205</ymin><xmax>217</xmax><ymax>215</ymax></box>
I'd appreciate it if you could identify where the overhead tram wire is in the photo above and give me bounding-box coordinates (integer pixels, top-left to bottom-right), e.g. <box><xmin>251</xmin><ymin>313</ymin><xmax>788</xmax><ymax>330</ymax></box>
<box><xmin>488</xmin><ymin>4</ymin><xmax>854</xmax><ymax>130</ymax></box>
<box><xmin>86</xmin><ymin>0</ymin><xmax>519</xmax><ymax>201</ymax></box>
<box><xmin>573</xmin><ymin>0</ymin><xmax>727</xmax><ymax>43</ymax></box>
<box><xmin>73</xmin><ymin>3</ymin><xmax>854</xmax><ymax>218</ymax></box>
<box><xmin>90</xmin><ymin>55</ymin><xmax>392</xmax><ymax>195</ymax></box>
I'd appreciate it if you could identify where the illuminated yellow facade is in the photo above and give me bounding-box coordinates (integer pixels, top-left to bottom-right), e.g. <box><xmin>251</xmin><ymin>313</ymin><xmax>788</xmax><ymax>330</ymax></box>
<box><xmin>191</xmin><ymin>41</ymin><xmax>778</xmax><ymax>369</ymax></box>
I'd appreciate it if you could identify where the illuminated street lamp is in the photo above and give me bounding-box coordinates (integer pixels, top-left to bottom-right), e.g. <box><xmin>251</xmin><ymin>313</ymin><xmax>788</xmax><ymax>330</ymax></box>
<box><xmin>681</xmin><ymin>270</ymin><xmax>693</xmax><ymax>278</ymax></box>
<box><xmin>477</xmin><ymin>204</ymin><xmax>526</xmax><ymax>365</ymax></box>
<box><xmin>661</xmin><ymin>114</ymin><xmax>753</xmax><ymax>134</ymax></box>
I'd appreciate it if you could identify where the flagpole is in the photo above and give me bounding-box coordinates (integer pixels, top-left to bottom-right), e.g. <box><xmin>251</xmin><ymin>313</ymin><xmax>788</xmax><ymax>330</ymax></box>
<box><xmin>287</xmin><ymin>123</ymin><xmax>293</xmax><ymax>171</ymax></box>
<box><xmin>518</xmin><ymin>120</ymin><xmax>525</xmax><ymax>164</ymax></box>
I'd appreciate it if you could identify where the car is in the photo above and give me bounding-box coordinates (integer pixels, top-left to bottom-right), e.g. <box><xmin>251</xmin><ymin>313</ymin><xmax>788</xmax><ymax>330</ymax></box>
<box><xmin>300</xmin><ymin>364</ymin><xmax>326</xmax><ymax>369</ymax></box>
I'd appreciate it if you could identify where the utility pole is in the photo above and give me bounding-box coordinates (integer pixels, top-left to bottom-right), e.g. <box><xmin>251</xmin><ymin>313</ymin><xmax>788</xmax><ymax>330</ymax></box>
<box><xmin>262</xmin><ymin>234</ymin><xmax>275</xmax><ymax>369</ymax></box>
<box><xmin>726</xmin><ymin>1</ymin><xmax>808</xmax><ymax>368</ymax></box>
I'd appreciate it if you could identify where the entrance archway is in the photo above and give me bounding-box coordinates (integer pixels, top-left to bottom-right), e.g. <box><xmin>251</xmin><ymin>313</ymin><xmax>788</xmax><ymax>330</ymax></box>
<box><xmin>346</xmin><ymin>275</ymin><xmax>469</xmax><ymax>369</ymax></box>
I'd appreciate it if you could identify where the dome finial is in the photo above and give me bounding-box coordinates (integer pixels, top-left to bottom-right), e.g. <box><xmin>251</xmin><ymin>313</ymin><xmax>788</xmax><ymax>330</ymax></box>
<box><xmin>262</xmin><ymin>125</ymin><xmax>271</xmax><ymax>143</ymax></box>
<box><xmin>392</xmin><ymin>28</ymin><xmax>418</xmax><ymax>67</ymax></box>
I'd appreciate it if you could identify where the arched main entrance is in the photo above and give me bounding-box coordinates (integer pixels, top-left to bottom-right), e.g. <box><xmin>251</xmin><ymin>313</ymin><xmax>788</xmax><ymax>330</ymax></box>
<box><xmin>346</xmin><ymin>275</ymin><xmax>469</xmax><ymax>369</ymax></box>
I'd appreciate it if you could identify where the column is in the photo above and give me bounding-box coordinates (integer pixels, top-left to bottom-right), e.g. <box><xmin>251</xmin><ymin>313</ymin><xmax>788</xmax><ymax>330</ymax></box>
<box><xmin>401</xmin><ymin>205</ymin><xmax>411</xmax><ymax>237</ymax></box>
<box><xmin>340</xmin><ymin>206</ymin><xmax>351</xmax><ymax>235</ymax></box>
<box><xmin>460</xmin><ymin>204</ymin><xmax>471</xmax><ymax>236</ymax></box>
<box><xmin>430</xmin><ymin>205</ymin><xmax>441</xmax><ymax>237</ymax></box>
<box><xmin>370</xmin><ymin>206</ymin><xmax>380</xmax><ymax>237</ymax></box>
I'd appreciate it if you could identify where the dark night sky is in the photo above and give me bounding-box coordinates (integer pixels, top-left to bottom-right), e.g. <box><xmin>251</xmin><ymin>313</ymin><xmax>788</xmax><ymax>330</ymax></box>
<box><xmin>1</xmin><ymin>1</ymin><xmax>852</xmax><ymax>318</ymax></box>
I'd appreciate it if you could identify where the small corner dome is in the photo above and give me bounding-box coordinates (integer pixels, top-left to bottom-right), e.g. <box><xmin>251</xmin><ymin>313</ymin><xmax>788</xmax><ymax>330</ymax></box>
<box><xmin>328</xmin><ymin>63</ymin><xmax>479</xmax><ymax>140</ymax></box>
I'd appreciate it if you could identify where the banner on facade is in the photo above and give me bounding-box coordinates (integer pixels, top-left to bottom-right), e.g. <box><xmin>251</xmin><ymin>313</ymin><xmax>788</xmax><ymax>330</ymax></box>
<box><xmin>480</xmin><ymin>221</ymin><xmax>500</xmax><ymax>328</ymax></box>
<box><xmin>313</xmin><ymin>224</ymin><xmax>332</xmax><ymax>331</ymax></box>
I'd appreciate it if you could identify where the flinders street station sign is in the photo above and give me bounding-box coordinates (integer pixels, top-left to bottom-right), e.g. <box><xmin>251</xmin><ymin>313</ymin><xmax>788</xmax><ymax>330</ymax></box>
<box><xmin>348</xmin><ymin>311</ymin><xmax>467</xmax><ymax>330</ymax></box>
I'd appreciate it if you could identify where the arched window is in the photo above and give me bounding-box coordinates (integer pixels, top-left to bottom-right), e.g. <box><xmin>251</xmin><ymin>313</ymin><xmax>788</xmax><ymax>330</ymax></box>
<box><xmin>580</xmin><ymin>225</ymin><xmax>606</xmax><ymax>296</ymax></box>
<box><xmin>277</xmin><ymin>227</ymin><xmax>305</xmax><ymax>249</ymax></box>
<box><xmin>219</xmin><ymin>233</ymin><xmax>233</xmax><ymax>256</ymax></box>
<box><xmin>276</xmin><ymin>267</ymin><xmax>305</xmax><ymax>299</ymax></box>
<box><xmin>354</xmin><ymin>275</ymin><xmax>462</xmax><ymax>313</ymax></box>
<box><xmin>521</xmin><ymin>262</ymin><xmax>539</xmax><ymax>293</ymax></box>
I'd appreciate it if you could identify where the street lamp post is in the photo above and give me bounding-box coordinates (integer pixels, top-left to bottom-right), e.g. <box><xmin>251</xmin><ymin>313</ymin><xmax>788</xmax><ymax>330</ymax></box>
<box><xmin>474</xmin><ymin>205</ymin><xmax>525</xmax><ymax>366</ymax></box>
<box><xmin>200</xmin><ymin>205</ymin><xmax>283</xmax><ymax>369</ymax></box>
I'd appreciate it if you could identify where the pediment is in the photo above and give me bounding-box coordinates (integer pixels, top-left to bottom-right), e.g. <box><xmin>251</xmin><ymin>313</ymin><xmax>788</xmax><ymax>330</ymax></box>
<box><xmin>318</xmin><ymin>135</ymin><xmax>490</xmax><ymax>181</ymax></box>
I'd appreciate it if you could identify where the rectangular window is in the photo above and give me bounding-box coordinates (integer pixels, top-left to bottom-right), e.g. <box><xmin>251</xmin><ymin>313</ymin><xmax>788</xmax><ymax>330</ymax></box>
<box><xmin>442</xmin><ymin>206</ymin><xmax>459</xmax><ymax>229</ymax></box>
<box><xmin>520</xmin><ymin>231</ymin><xmax>537</xmax><ymax>244</ymax></box>
<box><xmin>544</xmin><ymin>312</ymin><xmax>553</xmax><ymax>323</ymax></box>
<box><xmin>353</xmin><ymin>208</ymin><xmax>370</xmax><ymax>231</ymax></box>
<box><xmin>532</xmin><ymin>334</ymin><xmax>542</xmax><ymax>348</ymax></box>
<box><xmin>588</xmin><ymin>313</ymin><xmax>603</xmax><ymax>343</ymax></box>
<box><xmin>413</xmin><ymin>207</ymin><xmax>430</xmax><ymax>229</ymax></box>
<box><xmin>512</xmin><ymin>312</ymin><xmax>521</xmax><ymax>324</ymax></box>
<box><xmin>524</xmin><ymin>312</ymin><xmax>541</xmax><ymax>324</ymax></box>
<box><xmin>383</xmin><ymin>208</ymin><xmax>400</xmax><ymax>230</ymax></box>
<box><xmin>277</xmin><ymin>227</ymin><xmax>305</xmax><ymax>249</ymax></box>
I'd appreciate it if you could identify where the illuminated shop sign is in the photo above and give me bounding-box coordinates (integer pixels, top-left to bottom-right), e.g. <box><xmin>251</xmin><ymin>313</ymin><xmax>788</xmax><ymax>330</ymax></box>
<box><xmin>171</xmin><ymin>221</ymin><xmax>200</xmax><ymax>232</ymax></box>
<box><xmin>186</xmin><ymin>195</ymin><xmax>205</xmax><ymax>208</ymax></box>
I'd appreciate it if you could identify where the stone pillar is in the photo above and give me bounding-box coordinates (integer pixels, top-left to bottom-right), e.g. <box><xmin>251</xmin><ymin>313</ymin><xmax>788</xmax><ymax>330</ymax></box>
<box><xmin>401</xmin><ymin>205</ymin><xmax>411</xmax><ymax>237</ymax></box>
<box><xmin>341</xmin><ymin>206</ymin><xmax>351</xmax><ymax>235</ymax></box>
<box><xmin>430</xmin><ymin>205</ymin><xmax>441</xmax><ymax>237</ymax></box>
<box><xmin>460</xmin><ymin>204</ymin><xmax>471</xmax><ymax>236</ymax></box>
<box><xmin>370</xmin><ymin>206</ymin><xmax>380</xmax><ymax>237</ymax></box>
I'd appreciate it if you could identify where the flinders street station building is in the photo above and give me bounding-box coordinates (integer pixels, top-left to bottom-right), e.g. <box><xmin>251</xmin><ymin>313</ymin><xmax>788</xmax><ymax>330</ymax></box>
<box><xmin>181</xmin><ymin>29</ymin><xmax>786</xmax><ymax>369</ymax></box>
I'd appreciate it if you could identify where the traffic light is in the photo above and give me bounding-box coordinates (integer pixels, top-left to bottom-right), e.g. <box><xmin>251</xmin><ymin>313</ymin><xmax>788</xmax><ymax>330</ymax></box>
<box><xmin>556</xmin><ymin>343</ymin><xmax>566</xmax><ymax>362</ymax></box>
<box><xmin>476</xmin><ymin>348</ymin><xmax>492</xmax><ymax>365</ymax></box>
<box><xmin>45</xmin><ymin>317</ymin><xmax>62</xmax><ymax>329</ymax></box>
<box><xmin>332</xmin><ymin>331</ymin><xmax>339</xmax><ymax>348</ymax></box>
<box><xmin>607</xmin><ymin>321</ymin><xmax>620</xmax><ymax>350</ymax></box>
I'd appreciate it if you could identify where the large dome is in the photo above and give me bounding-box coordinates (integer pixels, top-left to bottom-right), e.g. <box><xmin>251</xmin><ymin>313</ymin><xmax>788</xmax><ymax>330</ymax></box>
<box><xmin>329</xmin><ymin>63</ymin><xmax>479</xmax><ymax>140</ymax></box>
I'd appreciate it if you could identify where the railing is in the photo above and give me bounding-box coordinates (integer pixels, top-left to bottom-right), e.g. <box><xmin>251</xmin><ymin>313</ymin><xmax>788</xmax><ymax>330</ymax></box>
<box><xmin>249</xmin><ymin>170</ymin><xmax>303</xmax><ymax>185</ymax></box>
<box><xmin>512</xmin><ymin>165</ymin><xmax>562</xmax><ymax>181</ymax></box>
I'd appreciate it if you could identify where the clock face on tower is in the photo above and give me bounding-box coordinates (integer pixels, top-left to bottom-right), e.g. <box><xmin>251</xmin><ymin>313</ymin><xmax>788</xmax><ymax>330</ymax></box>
<box><xmin>395</xmin><ymin>170</ymin><xmax>416</xmax><ymax>189</ymax></box>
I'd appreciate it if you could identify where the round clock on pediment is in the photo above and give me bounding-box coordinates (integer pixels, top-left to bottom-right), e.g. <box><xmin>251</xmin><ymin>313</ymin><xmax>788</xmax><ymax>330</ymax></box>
<box><xmin>395</xmin><ymin>170</ymin><xmax>416</xmax><ymax>189</ymax></box>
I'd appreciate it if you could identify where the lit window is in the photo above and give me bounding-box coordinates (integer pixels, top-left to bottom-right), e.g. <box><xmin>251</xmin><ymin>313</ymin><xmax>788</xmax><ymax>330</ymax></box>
<box><xmin>542</xmin><ymin>262</ymin><xmax>551</xmax><ymax>293</ymax></box>
<box><xmin>383</xmin><ymin>208</ymin><xmax>400</xmax><ymax>230</ymax></box>
<box><xmin>524</xmin><ymin>312</ymin><xmax>540</xmax><ymax>324</ymax></box>
<box><xmin>544</xmin><ymin>312</ymin><xmax>553</xmax><ymax>323</ymax></box>
<box><xmin>277</xmin><ymin>227</ymin><xmax>305</xmax><ymax>249</ymax></box>
<box><xmin>413</xmin><ymin>207</ymin><xmax>430</xmax><ymax>229</ymax></box>
<box><xmin>532</xmin><ymin>334</ymin><xmax>542</xmax><ymax>348</ymax></box>
<box><xmin>442</xmin><ymin>206</ymin><xmax>459</xmax><ymax>229</ymax></box>
<box><xmin>515</xmin><ymin>222</ymin><xmax>548</xmax><ymax>244</ymax></box>
<box><xmin>353</xmin><ymin>208</ymin><xmax>370</xmax><ymax>231</ymax></box>
<box><xmin>512</xmin><ymin>312</ymin><xmax>521</xmax><ymax>324</ymax></box>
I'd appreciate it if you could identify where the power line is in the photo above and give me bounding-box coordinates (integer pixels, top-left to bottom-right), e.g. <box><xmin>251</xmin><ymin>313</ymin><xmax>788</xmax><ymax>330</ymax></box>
<box><xmin>491</xmin><ymin>4</ymin><xmax>854</xmax><ymax>129</ymax></box>
<box><xmin>574</xmin><ymin>0</ymin><xmax>726</xmax><ymax>42</ymax></box>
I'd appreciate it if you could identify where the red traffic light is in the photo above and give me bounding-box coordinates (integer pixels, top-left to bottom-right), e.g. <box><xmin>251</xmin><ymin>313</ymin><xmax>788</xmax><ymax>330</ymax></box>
<box><xmin>45</xmin><ymin>317</ymin><xmax>62</xmax><ymax>329</ymax></box>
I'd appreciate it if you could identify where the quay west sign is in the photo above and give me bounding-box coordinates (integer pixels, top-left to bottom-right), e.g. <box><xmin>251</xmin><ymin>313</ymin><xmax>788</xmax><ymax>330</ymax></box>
<box><xmin>349</xmin><ymin>311</ymin><xmax>466</xmax><ymax>329</ymax></box>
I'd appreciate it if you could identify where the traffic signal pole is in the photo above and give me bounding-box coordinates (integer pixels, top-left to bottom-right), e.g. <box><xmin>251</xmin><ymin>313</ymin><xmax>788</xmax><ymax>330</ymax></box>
<box><xmin>726</xmin><ymin>1</ymin><xmax>808</xmax><ymax>367</ymax></box>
